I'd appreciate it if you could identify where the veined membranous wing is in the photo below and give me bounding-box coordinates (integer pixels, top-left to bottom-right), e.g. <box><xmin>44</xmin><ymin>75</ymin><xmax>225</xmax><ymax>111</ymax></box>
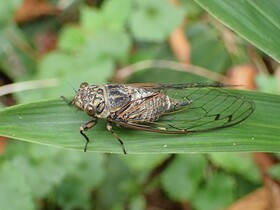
<box><xmin>112</xmin><ymin>83</ymin><xmax>255</xmax><ymax>133</ymax></box>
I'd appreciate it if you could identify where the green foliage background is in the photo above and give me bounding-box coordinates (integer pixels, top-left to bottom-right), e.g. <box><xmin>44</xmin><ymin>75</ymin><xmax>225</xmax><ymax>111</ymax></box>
<box><xmin>0</xmin><ymin>0</ymin><xmax>279</xmax><ymax>210</ymax></box>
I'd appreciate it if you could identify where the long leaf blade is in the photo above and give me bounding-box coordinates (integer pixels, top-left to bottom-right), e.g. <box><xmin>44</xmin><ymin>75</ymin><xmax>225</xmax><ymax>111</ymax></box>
<box><xmin>195</xmin><ymin>0</ymin><xmax>280</xmax><ymax>62</ymax></box>
<box><xmin>0</xmin><ymin>90</ymin><xmax>279</xmax><ymax>154</ymax></box>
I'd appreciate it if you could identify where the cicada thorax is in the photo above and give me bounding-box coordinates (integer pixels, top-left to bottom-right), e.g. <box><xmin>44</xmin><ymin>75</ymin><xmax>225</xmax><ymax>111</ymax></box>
<box><xmin>107</xmin><ymin>85</ymin><xmax>175</xmax><ymax>123</ymax></box>
<box><xmin>105</xmin><ymin>84</ymin><xmax>132</xmax><ymax>112</ymax></box>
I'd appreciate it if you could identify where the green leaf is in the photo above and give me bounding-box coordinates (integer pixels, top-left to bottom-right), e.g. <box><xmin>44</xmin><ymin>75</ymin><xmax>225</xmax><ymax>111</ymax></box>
<box><xmin>192</xmin><ymin>172</ymin><xmax>235</xmax><ymax>210</ymax></box>
<box><xmin>128</xmin><ymin>196</ymin><xmax>146</xmax><ymax>210</ymax></box>
<box><xmin>80</xmin><ymin>7</ymin><xmax>104</xmax><ymax>32</ymax></box>
<box><xmin>55</xmin><ymin>153</ymin><xmax>105</xmax><ymax>209</ymax></box>
<box><xmin>10</xmin><ymin>155</ymin><xmax>66</xmax><ymax>198</ymax></box>
<box><xmin>129</xmin><ymin>0</ymin><xmax>185</xmax><ymax>42</ymax></box>
<box><xmin>120</xmin><ymin>154</ymin><xmax>168</xmax><ymax>171</ymax></box>
<box><xmin>38</xmin><ymin>52</ymin><xmax>75</xmax><ymax>79</ymax></box>
<box><xmin>0</xmin><ymin>0</ymin><xmax>21</xmax><ymax>26</ymax></box>
<box><xmin>209</xmin><ymin>153</ymin><xmax>260</xmax><ymax>182</ymax></box>
<box><xmin>58</xmin><ymin>26</ymin><xmax>85</xmax><ymax>51</ymax></box>
<box><xmin>255</xmin><ymin>74</ymin><xmax>279</xmax><ymax>94</ymax></box>
<box><xmin>86</xmin><ymin>30</ymin><xmax>131</xmax><ymax>60</ymax></box>
<box><xmin>267</xmin><ymin>164</ymin><xmax>280</xmax><ymax>181</ymax></box>
<box><xmin>0</xmin><ymin>162</ymin><xmax>34</xmax><ymax>210</ymax></box>
<box><xmin>188</xmin><ymin>24</ymin><xmax>231</xmax><ymax>73</ymax></box>
<box><xmin>194</xmin><ymin>0</ymin><xmax>280</xmax><ymax>62</ymax></box>
<box><xmin>81</xmin><ymin>1</ymin><xmax>132</xmax><ymax>32</ymax></box>
<box><xmin>0</xmin><ymin>90</ymin><xmax>279</xmax><ymax>154</ymax></box>
<box><xmin>160</xmin><ymin>155</ymin><xmax>206</xmax><ymax>201</ymax></box>
<box><xmin>103</xmin><ymin>0</ymin><xmax>132</xmax><ymax>31</ymax></box>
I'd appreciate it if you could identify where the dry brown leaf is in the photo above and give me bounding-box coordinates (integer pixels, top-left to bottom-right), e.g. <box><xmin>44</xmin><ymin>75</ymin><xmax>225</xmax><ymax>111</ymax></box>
<box><xmin>35</xmin><ymin>32</ymin><xmax>57</xmax><ymax>54</ymax></box>
<box><xmin>168</xmin><ymin>0</ymin><xmax>191</xmax><ymax>64</ymax></box>
<box><xmin>227</xmin><ymin>64</ymin><xmax>257</xmax><ymax>90</ymax></box>
<box><xmin>254</xmin><ymin>153</ymin><xmax>280</xmax><ymax>210</ymax></box>
<box><xmin>226</xmin><ymin>187</ymin><xmax>269</xmax><ymax>210</ymax></box>
<box><xmin>0</xmin><ymin>137</ymin><xmax>7</xmax><ymax>154</ymax></box>
<box><xmin>169</xmin><ymin>27</ymin><xmax>191</xmax><ymax>64</ymax></box>
<box><xmin>14</xmin><ymin>0</ymin><xmax>60</xmax><ymax>23</ymax></box>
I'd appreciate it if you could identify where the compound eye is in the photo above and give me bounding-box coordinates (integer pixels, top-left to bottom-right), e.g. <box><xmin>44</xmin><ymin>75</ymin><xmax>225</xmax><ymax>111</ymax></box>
<box><xmin>85</xmin><ymin>104</ymin><xmax>95</xmax><ymax>116</ymax></box>
<box><xmin>80</xmin><ymin>82</ymin><xmax>89</xmax><ymax>89</ymax></box>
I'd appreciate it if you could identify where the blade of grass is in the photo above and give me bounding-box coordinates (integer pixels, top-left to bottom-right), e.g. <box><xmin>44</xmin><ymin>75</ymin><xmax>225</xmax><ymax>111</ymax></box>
<box><xmin>194</xmin><ymin>0</ymin><xmax>280</xmax><ymax>62</ymax></box>
<box><xmin>0</xmin><ymin>90</ymin><xmax>279</xmax><ymax>154</ymax></box>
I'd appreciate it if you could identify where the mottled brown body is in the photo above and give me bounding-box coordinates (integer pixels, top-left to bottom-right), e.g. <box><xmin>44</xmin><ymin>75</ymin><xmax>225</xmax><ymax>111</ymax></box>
<box><xmin>72</xmin><ymin>83</ymin><xmax>182</xmax><ymax>122</ymax></box>
<box><xmin>70</xmin><ymin>82</ymin><xmax>254</xmax><ymax>154</ymax></box>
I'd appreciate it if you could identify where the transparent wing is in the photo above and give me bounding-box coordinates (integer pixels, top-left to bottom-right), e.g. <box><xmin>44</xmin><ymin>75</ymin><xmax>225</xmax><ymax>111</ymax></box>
<box><xmin>111</xmin><ymin>83</ymin><xmax>255</xmax><ymax>133</ymax></box>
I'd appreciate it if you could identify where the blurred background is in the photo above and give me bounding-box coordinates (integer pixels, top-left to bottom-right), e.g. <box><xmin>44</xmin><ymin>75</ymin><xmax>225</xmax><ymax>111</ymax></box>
<box><xmin>0</xmin><ymin>0</ymin><xmax>279</xmax><ymax>209</ymax></box>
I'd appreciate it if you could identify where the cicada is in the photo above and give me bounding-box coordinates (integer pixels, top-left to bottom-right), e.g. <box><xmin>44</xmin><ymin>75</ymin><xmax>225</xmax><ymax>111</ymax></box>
<box><xmin>68</xmin><ymin>82</ymin><xmax>255</xmax><ymax>154</ymax></box>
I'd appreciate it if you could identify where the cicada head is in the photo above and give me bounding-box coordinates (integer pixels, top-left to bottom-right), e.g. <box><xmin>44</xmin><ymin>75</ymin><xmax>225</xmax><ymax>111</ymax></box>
<box><xmin>72</xmin><ymin>82</ymin><xmax>109</xmax><ymax>118</ymax></box>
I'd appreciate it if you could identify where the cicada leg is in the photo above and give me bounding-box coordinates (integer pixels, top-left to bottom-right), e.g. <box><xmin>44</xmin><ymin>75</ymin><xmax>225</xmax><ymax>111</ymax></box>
<box><xmin>80</xmin><ymin>119</ymin><xmax>98</xmax><ymax>152</ymax></box>
<box><xmin>61</xmin><ymin>96</ymin><xmax>73</xmax><ymax>105</ymax></box>
<box><xmin>106</xmin><ymin>121</ymin><xmax>127</xmax><ymax>154</ymax></box>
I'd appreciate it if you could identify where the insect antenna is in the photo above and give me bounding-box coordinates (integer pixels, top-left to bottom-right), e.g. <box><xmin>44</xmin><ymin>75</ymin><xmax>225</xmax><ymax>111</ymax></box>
<box><xmin>66</xmin><ymin>81</ymin><xmax>78</xmax><ymax>93</ymax></box>
<box><xmin>60</xmin><ymin>82</ymin><xmax>78</xmax><ymax>105</ymax></box>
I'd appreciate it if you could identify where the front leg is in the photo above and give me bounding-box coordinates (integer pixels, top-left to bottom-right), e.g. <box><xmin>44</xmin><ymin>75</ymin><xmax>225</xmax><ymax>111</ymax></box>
<box><xmin>80</xmin><ymin>118</ymin><xmax>98</xmax><ymax>152</ymax></box>
<box><xmin>61</xmin><ymin>96</ymin><xmax>73</xmax><ymax>105</ymax></box>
